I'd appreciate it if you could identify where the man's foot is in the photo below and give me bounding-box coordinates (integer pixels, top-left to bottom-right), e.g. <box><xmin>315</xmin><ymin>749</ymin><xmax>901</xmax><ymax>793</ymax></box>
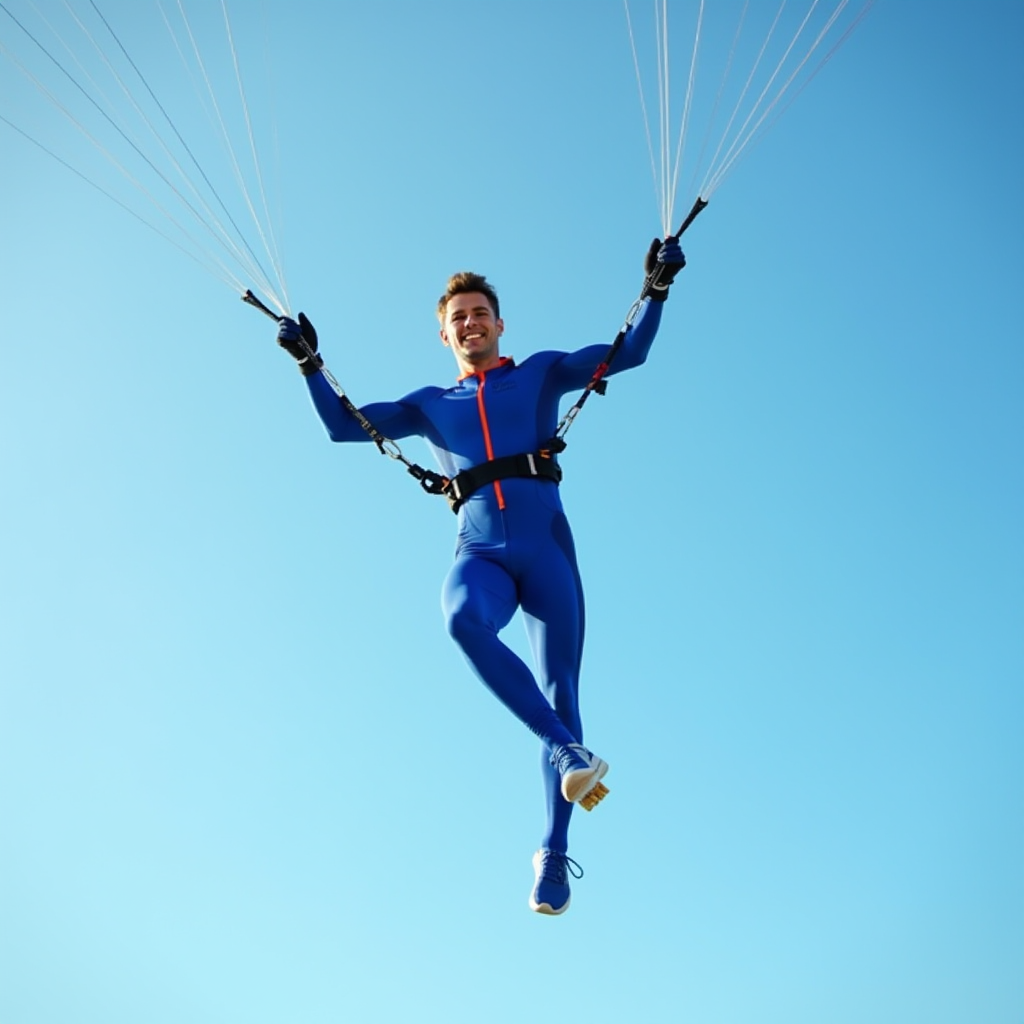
<box><xmin>550</xmin><ymin>743</ymin><xmax>609</xmax><ymax>810</ymax></box>
<box><xmin>529</xmin><ymin>849</ymin><xmax>583</xmax><ymax>915</ymax></box>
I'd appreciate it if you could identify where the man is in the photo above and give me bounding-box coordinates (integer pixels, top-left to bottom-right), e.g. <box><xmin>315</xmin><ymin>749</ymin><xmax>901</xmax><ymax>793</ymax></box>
<box><xmin>276</xmin><ymin>238</ymin><xmax>685</xmax><ymax>914</ymax></box>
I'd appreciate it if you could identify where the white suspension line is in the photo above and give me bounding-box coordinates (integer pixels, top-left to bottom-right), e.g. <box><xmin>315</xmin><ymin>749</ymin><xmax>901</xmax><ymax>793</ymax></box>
<box><xmin>654</xmin><ymin>0</ymin><xmax>670</xmax><ymax>235</ymax></box>
<box><xmin>703</xmin><ymin>0</ymin><xmax>853</xmax><ymax>198</ymax></box>
<box><xmin>687</xmin><ymin>0</ymin><xmax>748</xmax><ymax>201</ymax></box>
<box><xmin>668</xmin><ymin>0</ymin><xmax>705</xmax><ymax>233</ymax></box>
<box><xmin>219</xmin><ymin>0</ymin><xmax>289</xmax><ymax>313</ymax></box>
<box><xmin>697</xmin><ymin>0</ymin><xmax>789</xmax><ymax>198</ymax></box>
<box><xmin>0</xmin><ymin>39</ymin><xmax>248</xmax><ymax>295</ymax></box>
<box><xmin>2</xmin><ymin>0</ymin><xmax>288</xmax><ymax>307</ymax></box>
<box><xmin>152</xmin><ymin>0</ymin><xmax>280</xmax><ymax>301</ymax></box>
<box><xmin>170</xmin><ymin>0</ymin><xmax>285</xmax><ymax>309</ymax></box>
<box><xmin>66</xmin><ymin>0</ymin><xmax>269</xmax><ymax>296</ymax></box>
<box><xmin>623</xmin><ymin>0</ymin><xmax>662</xmax><ymax>224</ymax></box>
<box><xmin>760</xmin><ymin>0</ymin><xmax>875</xmax><ymax>132</ymax></box>
<box><xmin>29</xmin><ymin>0</ymin><xmax>120</xmax><ymax>129</ymax></box>
<box><xmin>1</xmin><ymin>4</ymin><xmax>244</xmax><ymax>265</ymax></box>
<box><xmin>0</xmin><ymin>110</ymin><xmax>245</xmax><ymax>294</ymax></box>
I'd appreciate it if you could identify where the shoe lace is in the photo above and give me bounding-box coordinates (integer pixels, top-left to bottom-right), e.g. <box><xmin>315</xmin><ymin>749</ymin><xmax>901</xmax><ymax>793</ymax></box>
<box><xmin>550</xmin><ymin>743</ymin><xmax>586</xmax><ymax>776</ymax></box>
<box><xmin>540</xmin><ymin>850</ymin><xmax>584</xmax><ymax>884</ymax></box>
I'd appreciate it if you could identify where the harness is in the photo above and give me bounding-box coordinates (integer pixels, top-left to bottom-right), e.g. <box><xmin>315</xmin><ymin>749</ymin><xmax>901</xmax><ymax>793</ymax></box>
<box><xmin>246</xmin><ymin>281</ymin><xmax>655</xmax><ymax>514</ymax></box>
<box><xmin>244</xmin><ymin>200</ymin><xmax>704</xmax><ymax>512</ymax></box>
<box><xmin>444</xmin><ymin>448</ymin><xmax>563</xmax><ymax>513</ymax></box>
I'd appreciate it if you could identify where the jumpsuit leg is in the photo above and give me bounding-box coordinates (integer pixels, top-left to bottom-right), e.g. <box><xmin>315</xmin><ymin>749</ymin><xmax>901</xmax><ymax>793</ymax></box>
<box><xmin>442</xmin><ymin>554</ymin><xmax>580</xmax><ymax>752</ymax></box>
<box><xmin>519</xmin><ymin>511</ymin><xmax>586</xmax><ymax>854</ymax></box>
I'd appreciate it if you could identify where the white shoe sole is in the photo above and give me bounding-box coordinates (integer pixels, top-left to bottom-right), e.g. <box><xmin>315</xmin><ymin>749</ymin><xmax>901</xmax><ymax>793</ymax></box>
<box><xmin>560</xmin><ymin>757</ymin><xmax>609</xmax><ymax>807</ymax></box>
<box><xmin>529</xmin><ymin>895</ymin><xmax>571</xmax><ymax>915</ymax></box>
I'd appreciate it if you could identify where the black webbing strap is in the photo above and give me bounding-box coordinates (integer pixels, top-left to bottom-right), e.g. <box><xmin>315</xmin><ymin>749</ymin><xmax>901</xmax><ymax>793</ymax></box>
<box><xmin>444</xmin><ymin>450</ymin><xmax>562</xmax><ymax>513</ymax></box>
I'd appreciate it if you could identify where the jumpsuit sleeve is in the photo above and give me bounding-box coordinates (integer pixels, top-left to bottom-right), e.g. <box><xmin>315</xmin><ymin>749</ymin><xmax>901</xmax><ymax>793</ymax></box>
<box><xmin>547</xmin><ymin>297</ymin><xmax>665</xmax><ymax>391</ymax></box>
<box><xmin>304</xmin><ymin>370</ymin><xmax>429</xmax><ymax>442</ymax></box>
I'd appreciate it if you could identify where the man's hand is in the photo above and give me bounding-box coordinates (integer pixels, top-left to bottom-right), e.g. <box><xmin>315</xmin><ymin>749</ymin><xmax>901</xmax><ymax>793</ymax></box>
<box><xmin>277</xmin><ymin>312</ymin><xmax>323</xmax><ymax>376</ymax></box>
<box><xmin>642</xmin><ymin>237</ymin><xmax>686</xmax><ymax>302</ymax></box>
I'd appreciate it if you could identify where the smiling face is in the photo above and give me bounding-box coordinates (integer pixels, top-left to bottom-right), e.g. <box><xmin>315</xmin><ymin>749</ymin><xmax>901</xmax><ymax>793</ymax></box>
<box><xmin>439</xmin><ymin>291</ymin><xmax>505</xmax><ymax>375</ymax></box>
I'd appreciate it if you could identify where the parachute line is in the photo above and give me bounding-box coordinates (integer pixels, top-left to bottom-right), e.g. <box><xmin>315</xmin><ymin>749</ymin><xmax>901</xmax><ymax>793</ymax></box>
<box><xmin>694</xmin><ymin>0</ymin><xmax>789</xmax><ymax>199</ymax></box>
<box><xmin>0</xmin><ymin>0</ymin><xmax>289</xmax><ymax>311</ymax></box>
<box><xmin>164</xmin><ymin>0</ymin><xmax>285</xmax><ymax>307</ymax></box>
<box><xmin>624</xmin><ymin>0</ymin><xmax>875</xmax><ymax>230</ymax></box>
<box><xmin>0</xmin><ymin>108</ymin><xmax>241</xmax><ymax>288</ymax></box>
<box><xmin>702</xmin><ymin>0</ymin><xmax>828</xmax><ymax>197</ymax></box>
<box><xmin>0</xmin><ymin>23</ymin><xmax>228</xmax><ymax>278</ymax></box>
<box><xmin>218</xmin><ymin>0</ymin><xmax>289</xmax><ymax>311</ymax></box>
<box><xmin>624</xmin><ymin>0</ymin><xmax>662</xmax><ymax>232</ymax></box>
<box><xmin>686</xmin><ymin>0</ymin><xmax>747</xmax><ymax>201</ymax></box>
<box><xmin>81</xmin><ymin>0</ymin><xmax>280</xmax><ymax>302</ymax></box>
<box><xmin>668</xmin><ymin>0</ymin><xmax>704</xmax><ymax>234</ymax></box>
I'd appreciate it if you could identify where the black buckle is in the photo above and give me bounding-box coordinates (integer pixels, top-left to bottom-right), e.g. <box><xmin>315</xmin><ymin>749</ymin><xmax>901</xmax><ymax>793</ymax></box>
<box><xmin>407</xmin><ymin>465</ymin><xmax>449</xmax><ymax>495</ymax></box>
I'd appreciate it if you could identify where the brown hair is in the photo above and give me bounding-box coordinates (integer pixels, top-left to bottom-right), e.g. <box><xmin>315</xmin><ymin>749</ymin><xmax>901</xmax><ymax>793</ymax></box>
<box><xmin>437</xmin><ymin>272</ymin><xmax>500</xmax><ymax>322</ymax></box>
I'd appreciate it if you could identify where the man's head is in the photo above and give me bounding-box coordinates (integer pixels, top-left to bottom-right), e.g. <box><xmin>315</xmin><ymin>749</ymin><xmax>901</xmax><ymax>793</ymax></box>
<box><xmin>438</xmin><ymin>272</ymin><xmax>504</xmax><ymax>375</ymax></box>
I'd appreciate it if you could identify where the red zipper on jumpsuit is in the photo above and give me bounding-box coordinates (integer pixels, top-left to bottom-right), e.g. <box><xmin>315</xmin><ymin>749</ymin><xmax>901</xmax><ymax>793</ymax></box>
<box><xmin>474</xmin><ymin>370</ymin><xmax>506</xmax><ymax>510</ymax></box>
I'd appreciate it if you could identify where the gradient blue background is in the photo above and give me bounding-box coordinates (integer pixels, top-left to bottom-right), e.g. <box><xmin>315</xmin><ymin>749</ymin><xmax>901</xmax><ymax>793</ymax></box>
<box><xmin>1</xmin><ymin>2</ymin><xmax>1021</xmax><ymax>1022</ymax></box>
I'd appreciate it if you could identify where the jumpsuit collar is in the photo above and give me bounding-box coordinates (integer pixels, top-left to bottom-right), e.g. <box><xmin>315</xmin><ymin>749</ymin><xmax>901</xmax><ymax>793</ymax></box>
<box><xmin>456</xmin><ymin>355</ymin><xmax>515</xmax><ymax>382</ymax></box>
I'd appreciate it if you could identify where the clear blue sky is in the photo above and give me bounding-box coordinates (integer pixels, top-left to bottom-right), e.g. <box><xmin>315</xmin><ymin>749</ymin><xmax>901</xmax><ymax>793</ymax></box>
<box><xmin>1</xmin><ymin>2</ymin><xmax>1021</xmax><ymax>1023</ymax></box>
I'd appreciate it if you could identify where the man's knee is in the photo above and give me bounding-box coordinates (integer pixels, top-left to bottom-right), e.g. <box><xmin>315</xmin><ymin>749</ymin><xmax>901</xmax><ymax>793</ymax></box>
<box><xmin>444</xmin><ymin>598</ymin><xmax>493</xmax><ymax>648</ymax></box>
<box><xmin>444</xmin><ymin>602</ymin><xmax>470</xmax><ymax>643</ymax></box>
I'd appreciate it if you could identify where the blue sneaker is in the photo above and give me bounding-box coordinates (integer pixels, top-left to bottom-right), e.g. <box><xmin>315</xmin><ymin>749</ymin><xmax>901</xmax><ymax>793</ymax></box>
<box><xmin>529</xmin><ymin>849</ymin><xmax>584</xmax><ymax>915</ymax></box>
<box><xmin>550</xmin><ymin>743</ymin><xmax>609</xmax><ymax>810</ymax></box>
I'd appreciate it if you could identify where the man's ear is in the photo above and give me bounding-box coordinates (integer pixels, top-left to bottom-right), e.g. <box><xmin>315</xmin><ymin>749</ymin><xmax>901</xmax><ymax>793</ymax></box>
<box><xmin>439</xmin><ymin>327</ymin><xmax>450</xmax><ymax>348</ymax></box>
<box><xmin>496</xmin><ymin>318</ymin><xmax>505</xmax><ymax>337</ymax></box>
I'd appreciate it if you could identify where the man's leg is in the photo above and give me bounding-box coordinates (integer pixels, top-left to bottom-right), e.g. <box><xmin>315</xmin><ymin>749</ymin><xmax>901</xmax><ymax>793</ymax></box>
<box><xmin>519</xmin><ymin>511</ymin><xmax>588</xmax><ymax>854</ymax></box>
<box><xmin>442</xmin><ymin>553</ymin><xmax>580</xmax><ymax>751</ymax></box>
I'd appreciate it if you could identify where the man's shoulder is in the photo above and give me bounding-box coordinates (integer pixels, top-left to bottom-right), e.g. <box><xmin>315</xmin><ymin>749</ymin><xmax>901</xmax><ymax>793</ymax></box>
<box><xmin>521</xmin><ymin>349</ymin><xmax>569</xmax><ymax>362</ymax></box>
<box><xmin>518</xmin><ymin>349</ymin><xmax>570</xmax><ymax>372</ymax></box>
<box><xmin>399</xmin><ymin>384</ymin><xmax>448</xmax><ymax>406</ymax></box>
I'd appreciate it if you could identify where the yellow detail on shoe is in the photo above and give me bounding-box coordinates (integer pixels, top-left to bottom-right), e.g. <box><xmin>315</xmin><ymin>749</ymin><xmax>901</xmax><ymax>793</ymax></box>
<box><xmin>579</xmin><ymin>781</ymin><xmax>609</xmax><ymax>812</ymax></box>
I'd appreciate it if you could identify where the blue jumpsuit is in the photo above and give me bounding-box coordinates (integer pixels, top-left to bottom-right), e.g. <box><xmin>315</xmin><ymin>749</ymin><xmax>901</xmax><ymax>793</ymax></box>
<box><xmin>304</xmin><ymin>299</ymin><xmax>664</xmax><ymax>853</ymax></box>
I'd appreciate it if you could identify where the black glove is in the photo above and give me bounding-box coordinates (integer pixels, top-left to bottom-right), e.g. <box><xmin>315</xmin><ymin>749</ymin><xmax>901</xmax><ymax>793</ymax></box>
<box><xmin>642</xmin><ymin>237</ymin><xmax>686</xmax><ymax>302</ymax></box>
<box><xmin>277</xmin><ymin>312</ymin><xmax>323</xmax><ymax>376</ymax></box>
